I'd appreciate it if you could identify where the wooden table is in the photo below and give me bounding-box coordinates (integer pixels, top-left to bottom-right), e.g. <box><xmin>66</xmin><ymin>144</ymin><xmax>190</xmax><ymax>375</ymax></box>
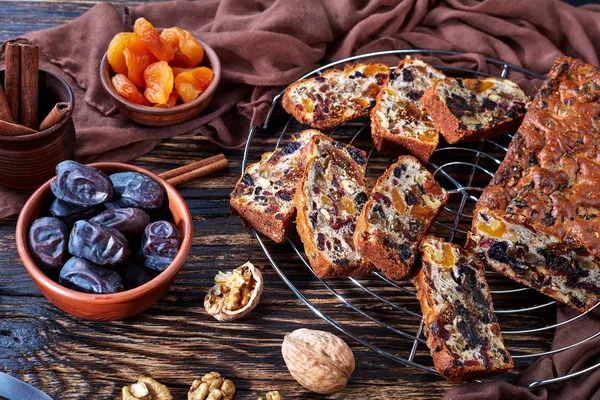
<box><xmin>0</xmin><ymin>2</ymin><xmax>560</xmax><ymax>399</ymax></box>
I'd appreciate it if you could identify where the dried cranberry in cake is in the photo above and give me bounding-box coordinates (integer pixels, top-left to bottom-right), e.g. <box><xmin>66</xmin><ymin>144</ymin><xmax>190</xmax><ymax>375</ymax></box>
<box><xmin>421</xmin><ymin>76</ymin><xmax>529</xmax><ymax>144</ymax></box>
<box><xmin>354</xmin><ymin>156</ymin><xmax>448</xmax><ymax>280</ymax></box>
<box><xmin>294</xmin><ymin>134</ymin><xmax>372</xmax><ymax>278</ymax></box>
<box><xmin>282</xmin><ymin>63</ymin><xmax>390</xmax><ymax>129</ymax></box>
<box><xmin>467</xmin><ymin>57</ymin><xmax>600</xmax><ymax>312</ymax></box>
<box><xmin>371</xmin><ymin>57</ymin><xmax>446</xmax><ymax>162</ymax></box>
<box><xmin>414</xmin><ymin>237</ymin><xmax>513</xmax><ymax>383</ymax></box>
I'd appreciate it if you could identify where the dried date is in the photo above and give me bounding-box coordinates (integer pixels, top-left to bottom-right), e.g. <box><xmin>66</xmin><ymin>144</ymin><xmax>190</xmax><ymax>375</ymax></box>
<box><xmin>51</xmin><ymin>161</ymin><xmax>113</xmax><ymax>206</ymax></box>
<box><xmin>121</xmin><ymin>262</ymin><xmax>155</xmax><ymax>289</ymax></box>
<box><xmin>89</xmin><ymin>207</ymin><xmax>150</xmax><ymax>237</ymax></box>
<box><xmin>49</xmin><ymin>199</ymin><xmax>102</xmax><ymax>228</ymax></box>
<box><xmin>59</xmin><ymin>257</ymin><xmax>124</xmax><ymax>294</ymax></box>
<box><xmin>68</xmin><ymin>220</ymin><xmax>130</xmax><ymax>266</ymax></box>
<box><xmin>28</xmin><ymin>217</ymin><xmax>69</xmax><ymax>271</ymax></box>
<box><xmin>108</xmin><ymin>172</ymin><xmax>164</xmax><ymax>210</ymax></box>
<box><xmin>139</xmin><ymin>221</ymin><xmax>181</xmax><ymax>271</ymax></box>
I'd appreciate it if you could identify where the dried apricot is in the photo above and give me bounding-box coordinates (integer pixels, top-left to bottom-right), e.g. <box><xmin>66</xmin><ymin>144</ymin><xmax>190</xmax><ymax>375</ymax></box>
<box><xmin>174</xmin><ymin>67</ymin><xmax>213</xmax><ymax>103</ymax></box>
<box><xmin>111</xmin><ymin>74</ymin><xmax>150</xmax><ymax>106</ymax></box>
<box><xmin>124</xmin><ymin>37</ymin><xmax>158</xmax><ymax>87</ymax></box>
<box><xmin>134</xmin><ymin>18</ymin><xmax>174</xmax><ymax>62</ymax></box>
<box><xmin>107</xmin><ymin>32</ymin><xmax>136</xmax><ymax>75</ymax></box>
<box><xmin>171</xmin><ymin>67</ymin><xmax>192</xmax><ymax>77</ymax></box>
<box><xmin>143</xmin><ymin>61</ymin><xmax>174</xmax><ymax>105</ymax></box>
<box><xmin>161</xmin><ymin>27</ymin><xmax>204</xmax><ymax>67</ymax></box>
<box><xmin>154</xmin><ymin>90</ymin><xmax>178</xmax><ymax>108</ymax></box>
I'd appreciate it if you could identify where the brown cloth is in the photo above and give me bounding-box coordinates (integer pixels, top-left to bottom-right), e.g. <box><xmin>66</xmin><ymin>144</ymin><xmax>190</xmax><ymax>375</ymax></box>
<box><xmin>0</xmin><ymin>0</ymin><xmax>600</xmax><ymax>397</ymax></box>
<box><xmin>1</xmin><ymin>0</ymin><xmax>600</xmax><ymax>218</ymax></box>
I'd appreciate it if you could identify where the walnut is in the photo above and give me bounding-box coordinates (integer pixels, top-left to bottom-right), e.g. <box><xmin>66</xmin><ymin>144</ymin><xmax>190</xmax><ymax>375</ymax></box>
<box><xmin>188</xmin><ymin>372</ymin><xmax>235</xmax><ymax>400</ymax></box>
<box><xmin>258</xmin><ymin>391</ymin><xmax>283</xmax><ymax>400</ymax></box>
<box><xmin>122</xmin><ymin>377</ymin><xmax>172</xmax><ymax>400</ymax></box>
<box><xmin>204</xmin><ymin>262</ymin><xmax>263</xmax><ymax>321</ymax></box>
<box><xmin>281</xmin><ymin>329</ymin><xmax>355</xmax><ymax>394</ymax></box>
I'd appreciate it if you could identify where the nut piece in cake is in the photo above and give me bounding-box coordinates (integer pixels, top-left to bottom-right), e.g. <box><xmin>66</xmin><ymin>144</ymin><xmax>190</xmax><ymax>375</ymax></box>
<box><xmin>422</xmin><ymin>76</ymin><xmax>528</xmax><ymax>144</ymax></box>
<box><xmin>466</xmin><ymin>56</ymin><xmax>600</xmax><ymax>312</ymax></box>
<box><xmin>204</xmin><ymin>261</ymin><xmax>263</xmax><ymax>321</ymax></box>
<box><xmin>354</xmin><ymin>156</ymin><xmax>448</xmax><ymax>280</ymax></box>
<box><xmin>371</xmin><ymin>57</ymin><xmax>446</xmax><ymax>162</ymax></box>
<box><xmin>282</xmin><ymin>63</ymin><xmax>390</xmax><ymax>129</ymax></box>
<box><xmin>294</xmin><ymin>134</ymin><xmax>372</xmax><ymax>278</ymax></box>
<box><xmin>415</xmin><ymin>237</ymin><xmax>513</xmax><ymax>383</ymax></box>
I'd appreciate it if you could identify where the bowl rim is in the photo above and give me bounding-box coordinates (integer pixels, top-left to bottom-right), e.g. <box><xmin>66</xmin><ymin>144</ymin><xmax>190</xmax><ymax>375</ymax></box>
<box><xmin>15</xmin><ymin>162</ymin><xmax>193</xmax><ymax>304</ymax></box>
<box><xmin>0</xmin><ymin>69</ymin><xmax>75</xmax><ymax>142</ymax></box>
<box><xmin>99</xmin><ymin>36</ymin><xmax>221</xmax><ymax>115</ymax></box>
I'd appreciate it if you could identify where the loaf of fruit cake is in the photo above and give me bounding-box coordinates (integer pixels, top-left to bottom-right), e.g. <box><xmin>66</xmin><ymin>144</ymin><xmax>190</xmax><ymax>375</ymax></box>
<box><xmin>415</xmin><ymin>237</ymin><xmax>513</xmax><ymax>383</ymax></box>
<box><xmin>282</xmin><ymin>63</ymin><xmax>390</xmax><ymax>129</ymax></box>
<box><xmin>466</xmin><ymin>56</ymin><xmax>600</xmax><ymax>312</ymax></box>
<box><xmin>421</xmin><ymin>76</ymin><xmax>528</xmax><ymax>144</ymax></box>
<box><xmin>354</xmin><ymin>156</ymin><xmax>448</xmax><ymax>280</ymax></box>
<box><xmin>294</xmin><ymin>133</ymin><xmax>372</xmax><ymax>278</ymax></box>
<box><xmin>230</xmin><ymin>129</ymin><xmax>321</xmax><ymax>243</ymax></box>
<box><xmin>371</xmin><ymin>57</ymin><xmax>446</xmax><ymax>162</ymax></box>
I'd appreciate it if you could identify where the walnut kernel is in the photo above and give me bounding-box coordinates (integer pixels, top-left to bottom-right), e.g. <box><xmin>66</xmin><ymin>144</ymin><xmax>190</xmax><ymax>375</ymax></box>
<box><xmin>188</xmin><ymin>372</ymin><xmax>235</xmax><ymax>400</ymax></box>
<box><xmin>123</xmin><ymin>377</ymin><xmax>172</xmax><ymax>400</ymax></box>
<box><xmin>258</xmin><ymin>391</ymin><xmax>283</xmax><ymax>400</ymax></box>
<box><xmin>204</xmin><ymin>262</ymin><xmax>263</xmax><ymax>321</ymax></box>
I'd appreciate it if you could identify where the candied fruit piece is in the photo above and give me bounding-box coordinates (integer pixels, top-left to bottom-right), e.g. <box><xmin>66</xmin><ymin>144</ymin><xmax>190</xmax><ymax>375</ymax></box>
<box><xmin>111</xmin><ymin>74</ymin><xmax>150</xmax><ymax>106</ymax></box>
<box><xmin>391</xmin><ymin>188</ymin><xmax>406</xmax><ymax>214</ymax></box>
<box><xmin>154</xmin><ymin>90</ymin><xmax>178</xmax><ymax>108</ymax></box>
<box><xmin>340</xmin><ymin>196</ymin><xmax>356</xmax><ymax>215</ymax></box>
<box><xmin>302</xmin><ymin>98</ymin><xmax>314</xmax><ymax>113</ymax></box>
<box><xmin>477</xmin><ymin>216</ymin><xmax>507</xmax><ymax>239</ymax></box>
<box><xmin>364</xmin><ymin>64</ymin><xmax>388</xmax><ymax>76</ymax></box>
<box><xmin>477</xmin><ymin>80</ymin><xmax>495</xmax><ymax>92</ymax></box>
<box><xmin>161</xmin><ymin>27</ymin><xmax>204</xmax><ymax>67</ymax></box>
<box><xmin>174</xmin><ymin>67</ymin><xmax>214</xmax><ymax>103</ymax></box>
<box><xmin>124</xmin><ymin>37</ymin><xmax>158</xmax><ymax>87</ymax></box>
<box><xmin>143</xmin><ymin>61</ymin><xmax>174</xmax><ymax>105</ymax></box>
<box><xmin>427</xmin><ymin>242</ymin><xmax>456</xmax><ymax>269</ymax></box>
<box><xmin>107</xmin><ymin>32</ymin><xmax>136</xmax><ymax>75</ymax></box>
<box><xmin>133</xmin><ymin>17</ymin><xmax>174</xmax><ymax>61</ymax></box>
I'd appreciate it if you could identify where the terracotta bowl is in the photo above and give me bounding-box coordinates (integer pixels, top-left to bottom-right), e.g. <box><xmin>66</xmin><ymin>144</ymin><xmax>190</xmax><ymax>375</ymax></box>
<box><xmin>15</xmin><ymin>162</ymin><xmax>193</xmax><ymax>321</ymax></box>
<box><xmin>99</xmin><ymin>37</ymin><xmax>221</xmax><ymax>126</ymax></box>
<box><xmin>0</xmin><ymin>69</ymin><xmax>75</xmax><ymax>189</ymax></box>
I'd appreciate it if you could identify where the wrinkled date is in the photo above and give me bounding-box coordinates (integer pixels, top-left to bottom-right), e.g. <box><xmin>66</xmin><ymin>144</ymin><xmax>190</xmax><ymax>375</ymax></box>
<box><xmin>59</xmin><ymin>257</ymin><xmax>124</xmax><ymax>294</ymax></box>
<box><xmin>108</xmin><ymin>172</ymin><xmax>164</xmax><ymax>210</ymax></box>
<box><xmin>49</xmin><ymin>199</ymin><xmax>102</xmax><ymax>228</ymax></box>
<box><xmin>121</xmin><ymin>262</ymin><xmax>155</xmax><ymax>289</ymax></box>
<box><xmin>89</xmin><ymin>207</ymin><xmax>150</xmax><ymax>237</ymax></box>
<box><xmin>139</xmin><ymin>221</ymin><xmax>181</xmax><ymax>271</ymax></box>
<box><xmin>69</xmin><ymin>220</ymin><xmax>131</xmax><ymax>266</ymax></box>
<box><xmin>51</xmin><ymin>161</ymin><xmax>113</xmax><ymax>206</ymax></box>
<box><xmin>28</xmin><ymin>217</ymin><xmax>69</xmax><ymax>271</ymax></box>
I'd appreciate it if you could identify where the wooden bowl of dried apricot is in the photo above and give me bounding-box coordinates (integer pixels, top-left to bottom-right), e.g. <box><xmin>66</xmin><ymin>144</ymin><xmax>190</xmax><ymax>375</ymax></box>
<box><xmin>100</xmin><ymin>18</ymin><xmax>220</xmax><ymax>126</ymax></box>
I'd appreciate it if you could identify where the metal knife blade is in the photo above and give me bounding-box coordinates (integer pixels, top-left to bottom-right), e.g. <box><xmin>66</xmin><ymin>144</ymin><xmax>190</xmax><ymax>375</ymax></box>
<box><xmin>0</xmin><ymin>371</ymin><xmax>53</xmax><ymax>400</ymax></box>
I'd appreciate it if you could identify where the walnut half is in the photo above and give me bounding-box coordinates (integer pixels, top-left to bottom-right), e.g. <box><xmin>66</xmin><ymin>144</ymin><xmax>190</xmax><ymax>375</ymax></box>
<box><xmin>188</xmin><ymin>372</ymin><xmax>235</xmax><ymax>400</ymax></box>
<box><xmin>204</xmin><ymin>262</ymin><xmax>263</xmax><ymax>321</ymax></box>
<box><xmin>122</xmin><ymin>377</ymin><xmax>172</xmax><ymax>400</ymax></box>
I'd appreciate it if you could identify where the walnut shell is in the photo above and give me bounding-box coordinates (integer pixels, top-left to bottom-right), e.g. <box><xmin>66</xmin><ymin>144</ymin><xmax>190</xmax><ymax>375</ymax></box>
<box><xmin>281</xmin><ymin>329</ymin><xmax>355</xmax><ymax>394</ymax></box>
<box><xmin>204</xmin><ymin>262</ymin><xmax>263</xmax><ymax>321</ymax></box>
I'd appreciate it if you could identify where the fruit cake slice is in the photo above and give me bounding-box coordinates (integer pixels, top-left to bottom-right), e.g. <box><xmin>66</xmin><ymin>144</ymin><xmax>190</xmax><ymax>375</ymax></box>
<box><xmin>230</xmin><ymin>129</ymin><xmax>321</xmax><ymax>243</ymax></box>
<box><xmin>282</xmin><ymin>63</ymin><xmax>390</xmax><ymax>129</ymax></box>
<box><xmin>371</xmin><ymin>58</ymin><xmax>446</xmax><ymax>163</ymax></box>
<box><xmin>295</xmin><ymin>134</ymin><xmax>372</xmax><ymax>278</ymax></box>
<box><xmin>415</xmin><ymin>237</ymin><xmax>513</xmax><ymax>383</ymax></box>
<box><xmin>421</xmin><ymin>77</ymin><xmax>528</xmax><ymax>144</ymax></box>
<box><xmin>467</xmin><ymin>57</ymin><xmax>600</xmax><ymax>312</ymax></box>
<box><xmin>354</xmin><ymin>156</ymin><xmax>448</xmax><ymax>280</ymax></box>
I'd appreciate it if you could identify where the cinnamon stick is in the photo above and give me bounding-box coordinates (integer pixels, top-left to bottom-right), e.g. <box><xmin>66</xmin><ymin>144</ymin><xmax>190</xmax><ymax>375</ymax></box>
<box><xmin>4</xmin><ymin>43</ymin><xmax>21</xmax><ymax>122</ymax></box>
<box><xmin>0</xmin><ymin>118</ymin><xmax>38</xmax><ymax>136</ymax></box>
<box><xmin>158</xmin><ymin>154</ymin><xmax>226</xmax><ymax>180</ymax></box>
<box><xmin>165</xmin><ymin>157</ymin><xmax>228</xmax><ymax>186</ymax></box>
<box><xmin>0</xmin><ymin>85</ymin><xmax>12</xmax><ymax>122</ymax></box>
<box><xmin>39</xmin><ymin>102</ymin><xmax>73</xmax><ymax>131</ymax></box>
<box><xmin>20</xmin><ymin>44</ymin><xmax>39</xmax><ymax>129</ymax></box>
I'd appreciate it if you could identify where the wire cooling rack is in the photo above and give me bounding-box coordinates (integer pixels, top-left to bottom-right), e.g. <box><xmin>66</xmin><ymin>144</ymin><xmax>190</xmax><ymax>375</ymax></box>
<box><xmin>241</xmin><ymin>49</ymin><xmax>600</xmax><ymax>388</ymax></box>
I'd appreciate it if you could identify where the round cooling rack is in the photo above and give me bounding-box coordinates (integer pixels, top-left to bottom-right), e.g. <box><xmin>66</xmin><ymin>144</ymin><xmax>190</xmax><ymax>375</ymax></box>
<box><xmin>241</xmin><ymin>49</ymin><xmax>600</xmax><ymax>388</ymax></box>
